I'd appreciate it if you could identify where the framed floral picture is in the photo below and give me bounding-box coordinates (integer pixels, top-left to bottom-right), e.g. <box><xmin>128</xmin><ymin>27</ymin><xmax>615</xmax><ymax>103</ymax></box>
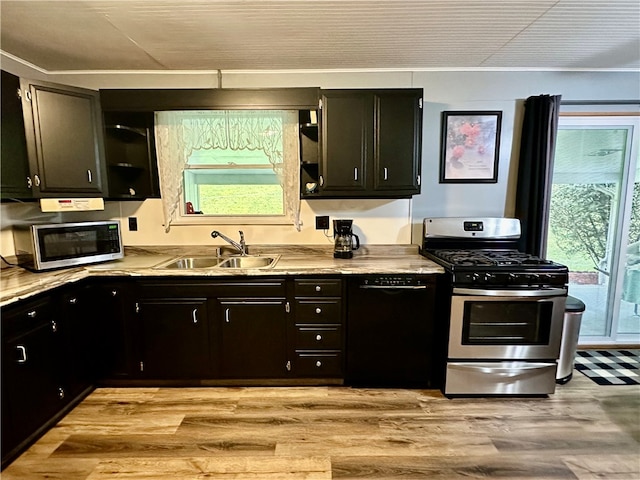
<box><xmin>439</xmin><ymin>111</ymin><xmax>502</xmax><ymax>183</ymax></box>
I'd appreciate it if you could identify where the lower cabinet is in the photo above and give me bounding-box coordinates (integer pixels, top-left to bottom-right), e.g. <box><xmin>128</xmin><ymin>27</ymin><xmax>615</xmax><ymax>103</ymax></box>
<box><xmin>290</xmin><ymin>278</ymin><xmax>345</xmax><ymax>378</ymax></box>
<box><xmin>99</xmin><ymin>277</ymin><xmax>344</xmax><ymax>382</ymax></box>
<box><xmin>137</xmin><ymin>297</ymin><xmax>212</xmax><ymax>378</ymax></box>
<box><xmin>216</xmin><ymin>298</ymin><xmax>288</xmax><ymax>378</ymax></box>
<box><xmin>1</xmin><ymin>284</ymin><xmax>97</xmax><ymax>469</ymax></box>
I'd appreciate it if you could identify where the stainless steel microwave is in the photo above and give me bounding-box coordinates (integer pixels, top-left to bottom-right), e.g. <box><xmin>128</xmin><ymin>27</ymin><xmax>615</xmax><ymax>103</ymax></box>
<box><xmin>13</xmin><ymin>220</ymin><xmax>124</xmax><ymax>271</ymax></box>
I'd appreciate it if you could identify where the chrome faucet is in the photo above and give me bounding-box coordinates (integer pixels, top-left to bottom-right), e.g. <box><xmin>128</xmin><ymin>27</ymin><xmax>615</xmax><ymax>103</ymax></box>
<box><xmin>211</xmin><ymin>230</ymin><xmax>247</xmax><ymax>256</ymax></box>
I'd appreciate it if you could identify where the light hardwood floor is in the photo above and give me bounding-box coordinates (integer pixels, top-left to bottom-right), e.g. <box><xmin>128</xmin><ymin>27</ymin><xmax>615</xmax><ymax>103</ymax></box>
<box><xmin>3</xmin><ymin>373</ymin><xmax>639</xmax><ymax>479</ymax></box>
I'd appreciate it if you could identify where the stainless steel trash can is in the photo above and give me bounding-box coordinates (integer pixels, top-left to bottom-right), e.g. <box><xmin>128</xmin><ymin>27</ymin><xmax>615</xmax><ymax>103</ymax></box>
<box><xmin>556</xmin><ymin>295</ymin><xmax>586</xmax><ymax>384</ymax></box>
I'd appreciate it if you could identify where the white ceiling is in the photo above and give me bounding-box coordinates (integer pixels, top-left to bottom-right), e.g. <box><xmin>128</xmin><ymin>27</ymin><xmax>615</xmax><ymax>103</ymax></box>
<box><xmin>1</xmin><ymin>0</ymin><xmax>639</xmax><ymax>73</ymax></box>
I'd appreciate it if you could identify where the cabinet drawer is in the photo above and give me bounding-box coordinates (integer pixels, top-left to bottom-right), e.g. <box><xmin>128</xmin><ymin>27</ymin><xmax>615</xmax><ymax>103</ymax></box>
<box><xmin>295</xmin><ymin>299</ymin><xmax>341</xmax><ymax>324</ymax></box>
<box><xmin>2</xmin><ymin>296</ymin><xmax>52</xmax><ymax>336</ymax></box>
<box><xmin>295</xmin><ymin>326</ymin><xmax>342</xmax><ymax>349</ymax></box>
<box><xmin>294</xmin><ymin>352</ymin><xmax>343</xmax><ymax>377</ymax></box>
<box><xmin>294</xmin><ymin>279</ymin><xmax>342</xmax><ymax>297</ymax></box>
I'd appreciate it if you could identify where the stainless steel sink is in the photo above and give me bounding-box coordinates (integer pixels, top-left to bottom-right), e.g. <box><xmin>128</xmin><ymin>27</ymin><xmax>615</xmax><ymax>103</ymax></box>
<box><xmin>159</xmin><ymin>257</ymin><xmax>221</xmax><ymax>269</ymax></box>
<box><xmin>216</xmin><ymin>255</ymin><xmax>280</xmax><ymax>269</ymax></box>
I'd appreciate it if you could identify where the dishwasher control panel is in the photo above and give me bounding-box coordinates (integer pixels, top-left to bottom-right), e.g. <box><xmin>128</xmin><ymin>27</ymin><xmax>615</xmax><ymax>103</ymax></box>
<box><xmin>359</xmin><ymin>275</ymin><xmax>430</xmax><ymax>287</ymax></box>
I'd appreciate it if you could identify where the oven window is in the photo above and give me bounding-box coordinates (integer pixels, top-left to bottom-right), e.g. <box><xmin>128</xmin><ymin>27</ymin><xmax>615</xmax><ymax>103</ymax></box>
<box><xmin>462</xmin><ymin>301</ymin><xmax>553</xmax><ymax>345</ymax></box>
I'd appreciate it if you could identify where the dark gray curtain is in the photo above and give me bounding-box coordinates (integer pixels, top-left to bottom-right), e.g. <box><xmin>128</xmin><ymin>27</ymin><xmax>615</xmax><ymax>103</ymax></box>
<box><xmin>514</xmin><ymin>94</ymin><xmax>562</xmax><ymax>257</ymax></box>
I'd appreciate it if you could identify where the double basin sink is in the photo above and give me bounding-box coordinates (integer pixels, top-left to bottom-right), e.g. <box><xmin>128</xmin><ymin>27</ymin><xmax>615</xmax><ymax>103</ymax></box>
<box><xmin>156</xmin><ymin>254</ymin><xmax>280</xmax><ymax>270</ymax></box>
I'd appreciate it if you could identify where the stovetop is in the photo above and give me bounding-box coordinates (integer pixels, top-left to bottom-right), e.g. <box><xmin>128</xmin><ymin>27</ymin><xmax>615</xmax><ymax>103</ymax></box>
<box><xmin>422</xmin><ymin>248</ymin><xmax>569</xmax><ymax>287</ymax></box>
<box><xmin>427</xmin><ymin>249</ymin><xmax>561</xmax><ymax>268</ymax></box>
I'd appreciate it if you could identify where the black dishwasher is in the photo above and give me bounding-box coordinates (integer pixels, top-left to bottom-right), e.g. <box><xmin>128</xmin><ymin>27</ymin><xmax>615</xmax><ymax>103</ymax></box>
<box><xmin>346</xmin><ymin>275</ymin><xmax>436</xmax><ymax>388</ymax></box>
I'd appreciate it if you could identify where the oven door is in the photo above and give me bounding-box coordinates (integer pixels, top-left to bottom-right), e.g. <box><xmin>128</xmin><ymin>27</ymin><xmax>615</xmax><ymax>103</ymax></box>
<box><xmin>448</xmin><ymin>287</ymin><xmax>567</xmax><ymax>360</ymax></box>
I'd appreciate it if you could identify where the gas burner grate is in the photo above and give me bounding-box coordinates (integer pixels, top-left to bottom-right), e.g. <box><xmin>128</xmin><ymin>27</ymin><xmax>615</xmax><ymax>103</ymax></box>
<box><xmin>431</xmin><ymin>249</ymin><xmax>553</xmax><ymax>267</ymax></box>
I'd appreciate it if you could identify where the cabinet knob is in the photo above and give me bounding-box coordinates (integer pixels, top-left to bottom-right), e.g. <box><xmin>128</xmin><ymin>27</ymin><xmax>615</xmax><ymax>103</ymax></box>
<box><xmin>316</xmin><ymin>334</ymin><xmax>322</xmax><ymax>341</ymax></box>
<box><xmin>26</xmin><ymin>176</ymin><xmax>33</xmax><ymax>189</ymax></box>
<box><xmin>33</xmin><ymin>174</ymin><xmax>41</xmax><ymax>187</ymax></box>
<box><xmin>315</xmin><ymin>307</ymin><xmax>322</xmax><ymax>314</ymax></box>
<box><xmin>68</xmin><ymin>297</ymin><xmax>77</xmax><ymax>305</ymax></box>
<box><xmin>27</xmin><ymin>310</ymin><xmax>37</xmax><ymax>318</ymax></box>
<box><xmin>58</xmin><ymin>387</ymin><xmax>65</xmax><ymax>400</ymax></box>
<box><xmin>315</xmin><ymin>285</ymin><xmax>321</xmax><ymax>292</ymax></box>
<box><xmin>315</xmin><ymin>360</ymin><xmax>322</xmax><ymax>368</ymax></box>
<box><xmin>51</xmin><ymin>320</ymin><xmax>58</xmax><ymax>332</ymax></box>
<box><xmin>111</xmin><ymin>290</ymin><xmax>118</xmax><ymax>297</ymax></box>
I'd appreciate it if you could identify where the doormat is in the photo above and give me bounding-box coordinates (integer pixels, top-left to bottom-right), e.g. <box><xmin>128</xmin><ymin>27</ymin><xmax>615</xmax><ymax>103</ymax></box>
<box><xmin>574</xmin><ymin>349</ymin><xmax>640</xmax><ymax>385</ymax></box>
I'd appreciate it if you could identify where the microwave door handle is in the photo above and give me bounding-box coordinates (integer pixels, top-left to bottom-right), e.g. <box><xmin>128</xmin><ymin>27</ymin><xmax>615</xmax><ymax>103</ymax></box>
<box><xmin>452</xmin><ymin>287</ymin><xmax>567</xmax><ymax>297</ymax></box>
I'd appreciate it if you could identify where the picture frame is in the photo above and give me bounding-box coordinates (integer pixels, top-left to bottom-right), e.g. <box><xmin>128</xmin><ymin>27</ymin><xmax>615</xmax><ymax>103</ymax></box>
<box><xmin>439</xmin><ymin>111</ymin><xmax>502</xmax><ymax>183</ymax></box>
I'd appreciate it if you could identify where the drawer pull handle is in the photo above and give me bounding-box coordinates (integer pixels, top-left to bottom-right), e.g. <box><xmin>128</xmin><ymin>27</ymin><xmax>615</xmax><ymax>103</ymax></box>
<box><xmin>315</xmin><ymin>307</ymin><xmax>322</xmax><ymax>314</ymax></box>
<box><xmin>192</xmin><ymin>308</ymin><xmax>198</xmax><ymax>324</ymax></box>
<box><xmin>316</xmin><ymin>360</ymin><xmax>322</xmax><ymax>368</ymax></box>
<box><xmin>225</xmin><ymin>308</ymin><xmax>230</xmax><ymax>323</ymax></box>
<box><xmin>315</xmin><ymin>285</ymin><xmax>321</xmax><ymax>292</ymax></box>
<box><xmin>316</xmin><ymin>334</ymin><xmax>322</xmax><ymax>341</ymax></box>
<box><xmin>16</xmin><ymin>345</ymin><xmax>27</xmax><ymax>363</ymax></box>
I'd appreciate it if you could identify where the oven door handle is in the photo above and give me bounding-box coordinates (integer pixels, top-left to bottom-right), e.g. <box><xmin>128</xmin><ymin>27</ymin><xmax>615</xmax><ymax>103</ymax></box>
<box><xmin>452</xmin><ymin>287</ymin><xmax>567</xmax><ymax>297</ymax></box>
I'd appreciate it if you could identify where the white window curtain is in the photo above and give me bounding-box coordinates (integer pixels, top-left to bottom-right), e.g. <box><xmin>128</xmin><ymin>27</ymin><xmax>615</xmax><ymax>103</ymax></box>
<box><xmin>154</xmin><ymin>110</ymin><xmax>301</xmax><ymax>232</ymax></box>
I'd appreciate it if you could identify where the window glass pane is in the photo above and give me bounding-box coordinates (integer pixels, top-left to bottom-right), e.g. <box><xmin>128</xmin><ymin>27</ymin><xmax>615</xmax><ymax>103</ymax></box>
<box><xmin>179</xmin><ymin>110</ymin><xmax>288</xmax><ymax>217</ymax></box>
<box><xmin>548</xmin><ymin>118</ymin><xmax>637</xmax><ymax>341</ymax></box>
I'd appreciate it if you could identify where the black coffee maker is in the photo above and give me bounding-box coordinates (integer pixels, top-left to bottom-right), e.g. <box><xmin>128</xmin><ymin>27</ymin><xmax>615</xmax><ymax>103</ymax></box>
<box><xmin>333</xmin><ymin>219</ymin><xmax>360</xmax><ymax>259</ymax></box>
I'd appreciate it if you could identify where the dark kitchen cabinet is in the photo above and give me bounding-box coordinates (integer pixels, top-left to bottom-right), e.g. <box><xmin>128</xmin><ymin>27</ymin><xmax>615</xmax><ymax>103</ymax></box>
<box><xmin>58</xmin><ymin>287</ymin><xmax>97</xmax><ymax>398</ymax></box>
<box><xmin>1</xmin><ymin>70</ymin><xmax>32</xmax><ymax>200</ymax></box>
<box><xmin>1</xmin><ymin>295</ymin><xmax>62</xmax><ymax>467</ymax></box>
<box><xmin>290</xmin><ymin>278</ymin><xmax>345</xmax><ymax>378</ymax></box>
<box><xmin>216</xmin><ymin>298</ymin><xmax>288</xmax><ymax>378</ymax></box>
<box><xmin>135</xmin><ymin>297</ymin><xmax>212</xmax><ymax>379</ymax></box>
<box><xmin>103</xmin><ymin>111</ymin><xmax>160</xmax><ymax>200</ymax></box>
<box><xmin>303</xmin><ymin>89</ymin><xmax>422</xmax><ymax>199</ymax></box>
<box><xmin>0</xmin><ymin>285</ymin><xmax>96</xmax><ymax>469</ymax></box>
<box><xmin>90</xmin><ymin>280</ymin><xmax>136</xmax><ymax>379</ymax></box>
<box><xmin>19</xmin><ymin>77</ymin><xmax>107</xmax><ymax>196</ymax></box>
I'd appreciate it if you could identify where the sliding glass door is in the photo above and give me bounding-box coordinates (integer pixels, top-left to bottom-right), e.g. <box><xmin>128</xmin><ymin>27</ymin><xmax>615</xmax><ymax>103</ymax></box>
<box><xmin>546</xmin><ymin>114</ymin><xmax>639</xmax><ymax>345</ymax></box>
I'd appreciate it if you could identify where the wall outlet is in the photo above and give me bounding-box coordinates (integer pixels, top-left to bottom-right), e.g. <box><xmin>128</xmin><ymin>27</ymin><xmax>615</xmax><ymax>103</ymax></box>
<box><xmin>315</xmin><ymin>215</ymin><xmax>329</xmax><ymax>230</ymax></box>
<box><xmin>128</xmin><ymin>217</ymin><xmax>138</xmax><ymax>231</ymax></box>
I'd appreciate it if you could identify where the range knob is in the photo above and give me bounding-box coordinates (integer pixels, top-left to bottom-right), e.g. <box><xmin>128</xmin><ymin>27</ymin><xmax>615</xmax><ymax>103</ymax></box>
<box><xmin>483</xmin><ymin>273</ymin><xmax>494</xmax><ymax>283</ymax></box>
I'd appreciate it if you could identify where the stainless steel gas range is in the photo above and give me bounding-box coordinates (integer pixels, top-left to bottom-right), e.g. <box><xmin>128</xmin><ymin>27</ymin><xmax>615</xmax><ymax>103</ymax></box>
<box><xmin>421</xmin><ymin>217</ymin><xmax>569</xmax><ymax>396</ymax></box>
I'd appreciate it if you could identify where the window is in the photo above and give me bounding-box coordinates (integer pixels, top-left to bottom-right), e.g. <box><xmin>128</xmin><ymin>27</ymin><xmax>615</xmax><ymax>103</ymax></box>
<box><xmin>154</xmin><ymin>110</ymin><xmax>301</xmax><ymax>231</ymax></box>
<box><xmin>546</xmin><ymin>114</ymin><xmax>639</xmax><ymax>344</ymax></box>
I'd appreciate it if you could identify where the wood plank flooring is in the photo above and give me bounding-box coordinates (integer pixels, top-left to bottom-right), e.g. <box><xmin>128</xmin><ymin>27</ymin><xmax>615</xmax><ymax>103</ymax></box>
<box><xmin>3</xmin><ymin>374</ymin><xmax>639</xmax><ymax>479</ymax></box>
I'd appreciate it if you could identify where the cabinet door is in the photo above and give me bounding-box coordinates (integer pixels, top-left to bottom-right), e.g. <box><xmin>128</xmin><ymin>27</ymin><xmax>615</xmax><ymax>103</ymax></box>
<box><xmin>91</xmin><ymin>282</ymin><xmax>135</xmax><ymax>379</ymax></box>
<box><xmin>217</xmin><ymin>299</ymin><xmax>287</xmax><ymax>378</ymax></box>
<box><xmin>1</xmin><ymin>70</ymin><xmax>32</xmax><ymax>199</ymax></box>
<box><xmin>2</xmin><ymin>320</ymin><xmax>63</xmax><ymax>460</ymax></box>
<box><xmin>137</xmin><ymin>298</ymin><xmax>211</xmax><ymax>378</ymax></box>
<box><xmin>373</xmin><ymin>90</ymin><xmax>422</xmax><ymax>194</ymax></box>
<box><xmin>20</xmin><ymin>78</ymin><xmax>106</xmax><ymax>196</ymax></box>
<box><xmin>58</xmin><ymin>288</ymin><xmax>96</xmax><ymax>398</ymax></box>
<box><xmin>319</xmin><ymin>90</ymin><xmax>370</xmax><ymax>194</ymax></box>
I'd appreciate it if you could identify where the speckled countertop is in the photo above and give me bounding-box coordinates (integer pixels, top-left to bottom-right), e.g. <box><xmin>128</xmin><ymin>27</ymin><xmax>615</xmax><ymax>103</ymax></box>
<box><xmin>0</xmin><ymin>244</ymin><xmax>444</xmax><ymax>307</ymax></box>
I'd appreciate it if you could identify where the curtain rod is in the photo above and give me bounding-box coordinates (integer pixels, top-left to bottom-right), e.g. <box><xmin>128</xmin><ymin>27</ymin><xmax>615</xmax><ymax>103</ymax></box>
<box><xmin>561</xmin><ymin>100</ymin><xmax>640</xmax><ymax>106</ymax></box>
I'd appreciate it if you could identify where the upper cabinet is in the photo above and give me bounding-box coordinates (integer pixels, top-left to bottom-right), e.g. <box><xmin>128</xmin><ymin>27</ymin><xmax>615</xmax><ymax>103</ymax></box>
<box><xmin>301</xmin><ymin>88</ymin><xmax>423</xmax><ymax>199</ymax></box>
<box><xmin>19</xmin><ymin>77</ymin><xmax>107</xmax><ymax>197</ymax></box>
<box><xmin>1</xmin><ymin>71</ymin><xmax>32</xmax><ymax>200</ymax></box>
<box><xmin>102</xmin><ymin>112</ymin><xmax>160</xmax><ymax>200</ymax></box>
